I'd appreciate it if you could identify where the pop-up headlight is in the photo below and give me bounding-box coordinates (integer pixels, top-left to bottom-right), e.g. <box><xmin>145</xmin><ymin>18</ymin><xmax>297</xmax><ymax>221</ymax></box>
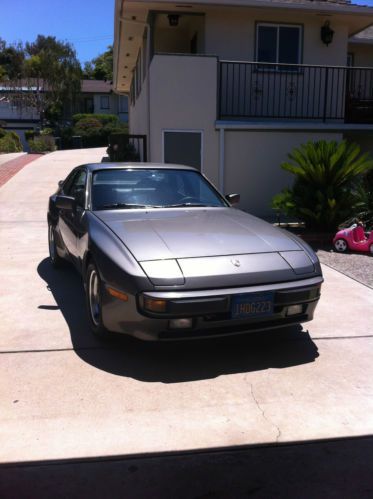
<box><xmin>140</xmin><ymin>259</ymin><xmax>185</xmax><ymax>286</ymax></box>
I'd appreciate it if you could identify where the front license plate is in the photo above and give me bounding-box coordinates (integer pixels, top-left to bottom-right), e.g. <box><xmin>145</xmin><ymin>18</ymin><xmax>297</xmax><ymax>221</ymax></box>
<box><xmin>231</xmin><ymin>292</ymin><xmax>274</xmax><ymax>319</ymax></box>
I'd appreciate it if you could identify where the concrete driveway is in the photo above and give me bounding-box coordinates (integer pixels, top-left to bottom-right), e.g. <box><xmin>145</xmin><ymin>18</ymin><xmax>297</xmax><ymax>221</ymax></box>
<box><xmin>1</xmin><ymin>149</ymin><xmax>373</xmax><ymax>496</ymax></box>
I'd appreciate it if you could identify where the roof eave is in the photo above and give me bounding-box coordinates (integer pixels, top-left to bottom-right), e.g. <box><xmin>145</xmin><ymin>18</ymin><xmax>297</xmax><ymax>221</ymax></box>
<box><xmin>113</xmin><ymin>0</ymin><xmax>373</xmax><ymax>93</ymax></box>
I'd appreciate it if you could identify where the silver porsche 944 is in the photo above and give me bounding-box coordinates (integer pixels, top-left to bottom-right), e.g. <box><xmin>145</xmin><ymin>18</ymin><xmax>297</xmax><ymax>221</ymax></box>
<box><xmin>48</xmin><ymin>163</ymin><xmax>323</xmax><ymax>340</ymax></box>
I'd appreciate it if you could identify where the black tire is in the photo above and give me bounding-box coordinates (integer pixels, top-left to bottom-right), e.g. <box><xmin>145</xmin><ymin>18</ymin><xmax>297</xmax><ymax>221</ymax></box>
<box><xmin>85</xmin><ymin>261</ymin><xmax>109</xmax><ymax>339</ymax></box>
<box><xmin>334</xmin><ymin>238</ymin><xmax>348</xmax><ymax>253</ymax></box>
<box><xmin>370</xmin><ymin>244</ymin><xmax>373</xmax><ymax>256</ymax></box>
<box><xmin>48</xmin><ymin>222</ymin><xmax>64</xmax><ymax>268</ymax></box>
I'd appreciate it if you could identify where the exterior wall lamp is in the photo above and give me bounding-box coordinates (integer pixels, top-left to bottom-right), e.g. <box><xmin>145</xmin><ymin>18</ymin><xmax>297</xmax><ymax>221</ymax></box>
<box><xmin>168</xmin><ymin>14</ymin><xmax>180</xmax><ymax>27</ymax></box>
<box><xmin>321</xmin><ymin>21</ymin><xmax>334</xmax><ymax>46</ymax></box>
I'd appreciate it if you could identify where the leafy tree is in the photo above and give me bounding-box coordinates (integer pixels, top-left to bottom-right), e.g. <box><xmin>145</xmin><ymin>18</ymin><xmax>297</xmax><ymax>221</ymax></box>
<box><xmin>1</xmin><ymin>35</ymin><xmax>81</xmax><ymax>123</ymax></box>
<box><xmin>272</xmin><ymin>140</ymin><xmax>373</xmax><ymax>231</ymax></box>
<box><xmin>0</xmin><ymin>39</ymin><xmax>24</xmax><ymax>80</ymax></box>
<box><xmin>23</xmin><ymin>35</ymin><xmax>82</xmax><ymax>121</ymax></box>
<box><xmin>83</xmin><ymin>45</ymin><xmax>113</xmax><ymax>81</ymax></box>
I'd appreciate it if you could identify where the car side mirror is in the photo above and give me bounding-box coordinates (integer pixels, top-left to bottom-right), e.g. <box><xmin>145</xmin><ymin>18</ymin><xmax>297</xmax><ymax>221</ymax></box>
<box><xmin>225</xmin><ymin>193</ymin><xmax>240</xmax><ymax>205</ymax></box>
<box><xmin>55</xmin><ymin>195</ymin><xmax>76</xmax><ymax>211</ymax></box>
<box><xmin>58</xmin><ymin>180</ymin><xmax>64</xmax><ymax>188</ymax></box>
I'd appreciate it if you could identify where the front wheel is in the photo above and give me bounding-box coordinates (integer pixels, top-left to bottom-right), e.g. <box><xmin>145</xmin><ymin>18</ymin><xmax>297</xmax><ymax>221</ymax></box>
<box><xmin>48</xmin><ymin>223</ymin><xmax>64</xmax><ymax>268</ymax></box>
<box><xmin>370</xmin><ymin>244</ymin><xmax>373</xmax><ymax>255</ymax></box>
<box><xmin>334</xmin><ymin>239</ymin><xmax>348</xmax><ymax>253</ymax></box>
<box><xmin>85</xmin><ymin>261</ymin><xmax>109</xmax><ymax>339</ymax></box>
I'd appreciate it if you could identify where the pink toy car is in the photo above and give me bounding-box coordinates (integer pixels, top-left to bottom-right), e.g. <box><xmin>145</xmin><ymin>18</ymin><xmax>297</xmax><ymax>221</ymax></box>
<box><xmin>333</xmin><ymin>224</ymin><xmax>373</xmax><ymax>254</ymax></box>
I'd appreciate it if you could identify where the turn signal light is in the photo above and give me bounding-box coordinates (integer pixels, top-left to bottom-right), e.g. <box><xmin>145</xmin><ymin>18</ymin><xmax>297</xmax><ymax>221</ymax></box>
<box><xmin>144</xmin><ymin>297</ymin><xmax>167</xmax><ymax>313</ymax></box>
<box><xmin>107</xmin><ymin>287</ymin><xmax>128</xmax><ymax>302</ymax></box>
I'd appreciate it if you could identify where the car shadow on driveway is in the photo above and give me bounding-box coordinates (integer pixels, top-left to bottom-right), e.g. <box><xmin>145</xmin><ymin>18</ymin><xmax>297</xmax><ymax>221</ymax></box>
<box><xmin>37</xmin><ymin>258</ymin><xmax>319</xmax><ymax>383</ymax></box>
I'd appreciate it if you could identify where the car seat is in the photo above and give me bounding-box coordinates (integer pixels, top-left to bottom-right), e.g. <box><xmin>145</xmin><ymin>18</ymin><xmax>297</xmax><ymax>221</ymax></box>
<box><xmin>352</xmin><ymin>225</ymin><xmax>366</xmax><ymax>243</ymax></box>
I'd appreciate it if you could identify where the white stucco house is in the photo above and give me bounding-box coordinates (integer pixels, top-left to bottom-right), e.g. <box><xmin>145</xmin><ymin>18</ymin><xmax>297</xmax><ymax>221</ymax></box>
<box><xmin>113</xmin><ymin>0</ymin><xmax>373</xmax><ymax>218</ymax></box>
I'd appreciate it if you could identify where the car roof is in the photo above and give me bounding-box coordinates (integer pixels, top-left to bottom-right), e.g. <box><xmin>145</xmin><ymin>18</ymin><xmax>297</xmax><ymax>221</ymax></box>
<box><xmin>80</xmin><ymin>163</ymin><xmax>199</xmax><ymax>173</ymax></box>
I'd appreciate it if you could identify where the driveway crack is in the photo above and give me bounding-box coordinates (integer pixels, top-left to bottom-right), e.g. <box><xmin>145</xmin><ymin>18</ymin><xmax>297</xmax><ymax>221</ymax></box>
<box><xmin>249</xmin><ymin>381</ymin><xmax>282</xmax><ymax>443</ymax></box>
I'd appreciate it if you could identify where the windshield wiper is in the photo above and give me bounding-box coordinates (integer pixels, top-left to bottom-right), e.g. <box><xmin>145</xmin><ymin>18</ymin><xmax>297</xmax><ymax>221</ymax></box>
<box><xmin>167</xmin><ymin>202</ymin><xmax>209</xmax><ymax>208</ymax></box>
<box><xmin>97</xmin><ymin>202</ymin><xmax>214</xmax><ymax>210</ymax></box>
<box><xmin>99</xmin><ymin>203</ymin><xmax>159</xmax><ymax>210</ymax></box>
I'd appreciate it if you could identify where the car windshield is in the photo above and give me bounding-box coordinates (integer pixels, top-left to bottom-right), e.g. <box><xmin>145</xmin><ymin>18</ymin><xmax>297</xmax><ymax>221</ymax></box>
<box><xmin>91</xmin><ymin>169</ymin><xmax>227</xmax><ymax>210</ymax></box>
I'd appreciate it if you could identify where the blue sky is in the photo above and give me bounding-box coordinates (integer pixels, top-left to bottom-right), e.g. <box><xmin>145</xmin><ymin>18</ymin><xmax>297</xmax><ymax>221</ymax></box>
<box><xmin>0</xmin><ymin>0</ymin><xmax>114</xmax><ymax>64</ymax></box>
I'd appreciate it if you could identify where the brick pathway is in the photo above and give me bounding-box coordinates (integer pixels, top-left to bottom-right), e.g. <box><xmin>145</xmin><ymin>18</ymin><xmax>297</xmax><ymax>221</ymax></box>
<box><xmin>0</xmin><ymin>154</ymin><xmax>43</xmax><ymax>188</ymax></box>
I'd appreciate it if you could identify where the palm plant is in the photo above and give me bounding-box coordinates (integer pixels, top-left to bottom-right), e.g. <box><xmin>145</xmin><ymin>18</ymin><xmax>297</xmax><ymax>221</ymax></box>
<box><xmin>343</xmin><ymin>169</ymin><xmax>373</xmax><ymax>230</ymax></box>
<box><xmin>272</xmin><ymin>140</ymin><xmax>373</xmax><ymax>230</ymax></box>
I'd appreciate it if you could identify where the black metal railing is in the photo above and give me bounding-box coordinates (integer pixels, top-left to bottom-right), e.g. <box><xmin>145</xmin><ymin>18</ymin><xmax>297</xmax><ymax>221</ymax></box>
<box><xmin>218</xmin><ymin>61</ymin><xmax>373</xmax><ymax>123</ymax></box>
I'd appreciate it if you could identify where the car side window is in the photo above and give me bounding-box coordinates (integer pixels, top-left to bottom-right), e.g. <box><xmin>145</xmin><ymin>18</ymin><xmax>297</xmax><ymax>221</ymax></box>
<box><xmin>61</xmin><ymin>171</ymin><xmax>78</xmax><ymax>195</ymax></box>
<box><xmin>65</xmin><ymin>169</ymin><xmax>87</xmax><ymax>208</ymax></box>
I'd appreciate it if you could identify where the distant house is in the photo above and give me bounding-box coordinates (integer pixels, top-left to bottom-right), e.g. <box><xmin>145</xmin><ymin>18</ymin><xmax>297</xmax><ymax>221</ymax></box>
<box><xmin>75</xmin><ymin>80</ymin><xmax>128</xmax><ymax>122</ymax></box>
<box><xmin>0</xmin><ymin>81</ymin><xmax>40</xmax><ymax>125</ymax></box>
<box><xmin>0</xmin><ymin>80</ymin><xmax>44</xmax><ymax>149</ymax></box>
<box><xmin>113</xmin><ymin>0</ymin><xmax>373</xmax><ymax>218</ymax></box>
<box><xmin>0</xmin><ymin>79</ymin><xmax>129</xmax><ymax>147</ymax></box>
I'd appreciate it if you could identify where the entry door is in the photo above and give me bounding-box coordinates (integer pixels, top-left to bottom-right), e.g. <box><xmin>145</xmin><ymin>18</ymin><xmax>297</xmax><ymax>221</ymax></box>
<box><xmin>163</xmin><ymin>131</ymin><xmax>202</xmax><ymax>170</ymax></box>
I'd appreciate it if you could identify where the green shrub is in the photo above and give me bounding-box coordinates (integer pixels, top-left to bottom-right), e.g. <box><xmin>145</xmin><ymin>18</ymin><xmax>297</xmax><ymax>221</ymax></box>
<box><xmin>72</xmin><ymin>113</ymin><xmax>90</xmax><ymax>125</ymax></box>
<box><xmin>72</xmin><ymin>115</ymin><xmax>128</xmax><ymax>148</ymax></box>
<box><xmin>25</xmin><ymin>130</ymin><xmax>35</xmax><ymax>141</ymax></box>
<box><xmin>272</xmin><ymin>140</ymin><xmax>373</xmax><ymax>231</ymax></box>
<box><xmin>40</xmin><ymin>127</ymin><xmax>54</xmax><ymax>136</ymax></box>
<box><xmin>95</xmin><ymin>114</ymin><xmax>119</xmax><ymax>126</ymax></box>
<box><xmin>74</xmin><ymin>116</ymin><xmax>103</xmax><ymax>134</ymax></box>
<box><xmin>28</xmin><ymin>135</ymin><xmax>56</xmax><ymax>153</ymax></box>
<box><xmin>0</xmin><ymin>128</ymin><xmax>6</xmax><ymax>139</ymax></box>
<box><xmin>72</xmin><ymin>113</ymin><xmax>119</xmax><ymax>126</ymax></box>
<box><xmin>73</xmin><ymin>117</ymin><xmax>103</xmax><ymax>148</ymax></box>
<box><xmin>0</xmin><ymin>131</ymin><xmax>23</xmax><ymax>153</ymax></box>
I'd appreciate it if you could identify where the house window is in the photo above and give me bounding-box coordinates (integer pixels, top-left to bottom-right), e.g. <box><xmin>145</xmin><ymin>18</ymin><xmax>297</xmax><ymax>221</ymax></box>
<box><xmin>100</xmin><ymin>95</ymin><xmax>110</xmax><ymax>109</ymax></box>
<box><xmin>256</xmin><ymin>23</ymin><xmax>302</xmax><ymax>66</ymax></box>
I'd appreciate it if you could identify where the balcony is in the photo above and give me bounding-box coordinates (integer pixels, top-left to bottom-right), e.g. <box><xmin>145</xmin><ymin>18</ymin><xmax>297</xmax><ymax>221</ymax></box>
<box><xmin>218</xmin><ymin>61</ymin><xmax>373</xmax><ymax>124</ymax></box>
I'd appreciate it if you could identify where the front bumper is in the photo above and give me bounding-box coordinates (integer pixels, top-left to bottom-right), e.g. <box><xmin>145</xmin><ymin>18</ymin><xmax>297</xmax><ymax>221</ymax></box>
<box><xmin>101</xmin><ymin>275</ymin><xmax>323</xmax><ymax>341</ymax></box>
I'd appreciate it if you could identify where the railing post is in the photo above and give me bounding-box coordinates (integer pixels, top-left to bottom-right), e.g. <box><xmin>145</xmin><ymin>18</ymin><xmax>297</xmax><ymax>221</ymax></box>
<box><xmin>323</xmin><ymin>67</ymin><xmax>329</xmax><ymax>123</ymax></box>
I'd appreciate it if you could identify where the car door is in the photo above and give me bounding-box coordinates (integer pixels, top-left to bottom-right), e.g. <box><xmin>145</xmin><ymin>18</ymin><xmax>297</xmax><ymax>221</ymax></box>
<box><xmin>58</xmin><ymin>168</ymin><xmax>87</xmax><ymax>266</ymax></box>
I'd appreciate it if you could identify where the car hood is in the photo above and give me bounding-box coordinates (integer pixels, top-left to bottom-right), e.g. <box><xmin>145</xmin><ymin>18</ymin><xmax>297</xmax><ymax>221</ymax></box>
<box><xmin>94</xmin><ymin>208</ymin><xmax>317</xmax><ymax>287</ymax></box>
<box><xmin>95</xmin><ymin>207</ymin><xmax>301</xmax><ymax>260</ymax></box>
